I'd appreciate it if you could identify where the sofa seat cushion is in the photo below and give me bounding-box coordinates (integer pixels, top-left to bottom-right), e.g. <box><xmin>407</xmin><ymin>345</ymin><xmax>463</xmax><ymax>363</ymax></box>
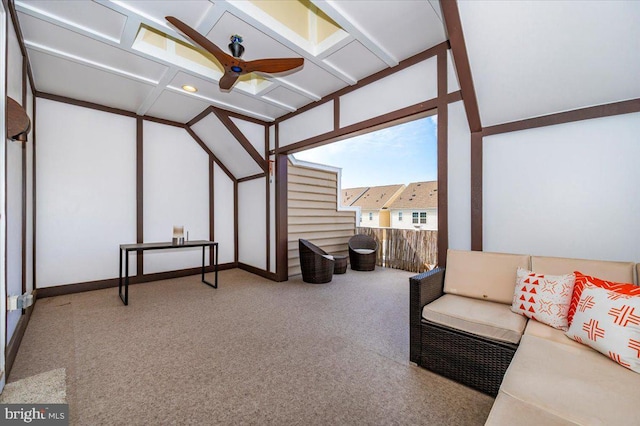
<box><xmin>524</xmin><ymin>319</ymin><xmax>587</xmax><ymax>351</ymax></box>
<box><xmin>353</xmin><ymin>248</ymin><xmax>375</xmax><ymax>255</ymax></box>
<box><xmin>422</xmin><ymin>294</ymin><xmax>527</xmax><ymax>344</ymax></box>
<box><xmin>499</xmin><ymin>334</ymin><xmax>640</xmax><ymax>425</ymax></box>
<box><xmin>486</xmin><ymin>392</ymin><xmax>575</xmax><ymax>426</ymax></box>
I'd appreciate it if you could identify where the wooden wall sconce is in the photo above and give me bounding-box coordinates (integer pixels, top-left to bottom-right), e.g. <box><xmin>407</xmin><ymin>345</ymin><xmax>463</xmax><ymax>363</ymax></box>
<box><xmin>7</xmin><ymin>97</ymin><xmax>31</xmax><ymax>142</ymax></box>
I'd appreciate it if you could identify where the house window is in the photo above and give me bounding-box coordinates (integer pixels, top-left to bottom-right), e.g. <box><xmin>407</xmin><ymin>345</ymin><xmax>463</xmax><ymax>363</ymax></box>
<box><xmin>369</xmin><ymin>212</ymin><xmax>373</xmax><ymax>221</ymax></box>
<box><xmin>412</xmin><ymin>212</ymin><xmax>419</xmax><ymax>224</ymax></box>
<box><xmin>420</xmin><ymin>212</ymin><xmax>427</xmax><ymax>224</ymax></box>
<box><xmin>398</xmin><ymin>212</ymin><xmax>403</xmax><ymax>221</ymax></box>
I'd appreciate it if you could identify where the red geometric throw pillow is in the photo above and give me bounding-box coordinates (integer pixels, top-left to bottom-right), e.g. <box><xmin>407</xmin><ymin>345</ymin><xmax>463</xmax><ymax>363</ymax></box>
<box><xmin>568</xmin><ymin>271</ymin><xmax>640</xmax><ymax>326</ymax></box>
<box><xmin>511</xmin><ymin>268</ymin><xmax>575</xmax><ymax>330</ymax></box>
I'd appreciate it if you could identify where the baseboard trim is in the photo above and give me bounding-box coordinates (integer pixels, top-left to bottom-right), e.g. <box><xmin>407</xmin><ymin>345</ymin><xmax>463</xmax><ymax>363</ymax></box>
<box><xmin>5</xmin><ymin>291</ymin><xmax>37</xmax><ymax>378</ymax></box>
<box><xmin>36</xmin><ymin>263</ymin><xmax>237</xmax><ymax>298</ymax></box>
<box><xmin>238</xmin><ymin>263</ymin><xmax>278</xmax><ymax>281</ymax></box>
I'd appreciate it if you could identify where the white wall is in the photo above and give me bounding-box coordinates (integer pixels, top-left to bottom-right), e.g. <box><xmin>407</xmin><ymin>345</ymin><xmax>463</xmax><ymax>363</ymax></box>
<box><xmin>447</xmin><ymin>101</ymin><xmax>471</xmax><ymax>250</ymax></box>
<box><xmin>25</xmin><ymin>81</ymin><xmax>34</xmax><ymax>294</ymax></box>
<box><xmin>213</xmin><ymin>163</ymin><xmax>235</xmax><ymax>264</ymax></box>
<box><xmin>36</xmin><ymin>99</ymin><xmax>137</xmax><ymax>287</ymax></box>
<box><xmin>0</xmin><ymin>0</ymin><xmax>6</xmax><ymax>390</ymax></box>
<box><xmin>484</xmin><ymin>112</ymin><xmax>640</xmax><ymax>262</ymax></box>
<box><xmin>143</xmin><ymin>121</ymin><xmax>209</xmax><ymax>274</ymax></box>
<box><xmin>238</xmin><ymin>177</ymin><xmax>266</xmax><ymax>269</ymax></box>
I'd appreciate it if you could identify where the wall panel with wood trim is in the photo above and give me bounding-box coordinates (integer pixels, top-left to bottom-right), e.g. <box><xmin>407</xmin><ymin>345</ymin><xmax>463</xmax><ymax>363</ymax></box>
<box><xmin>238</xmin><ymin>177</ymin><xmax>267</xmax><ymax>270</ymax></box>
<box><xmin>287</xmin><ymin>160</ymin><xmax>355</xmax><ymax>277</ymax></box>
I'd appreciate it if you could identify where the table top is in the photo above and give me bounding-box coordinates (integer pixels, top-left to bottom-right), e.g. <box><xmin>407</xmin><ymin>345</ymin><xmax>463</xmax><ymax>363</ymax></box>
<box><xmin>120</xmin><ymin>240</ymin><xmax>217</xmax><ymax>250</ymax></box>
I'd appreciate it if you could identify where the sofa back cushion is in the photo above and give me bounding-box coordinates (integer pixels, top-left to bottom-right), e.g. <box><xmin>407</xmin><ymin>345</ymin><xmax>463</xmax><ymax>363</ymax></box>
<box><xmin>443</xmin><ymin>249</ymin><xmax>530</xmax><ymax>304</ymax></box>
<box><xmin>531</xmin><ymin>256</ymin><xmax>635</xmax><ymax>284</ymax></box>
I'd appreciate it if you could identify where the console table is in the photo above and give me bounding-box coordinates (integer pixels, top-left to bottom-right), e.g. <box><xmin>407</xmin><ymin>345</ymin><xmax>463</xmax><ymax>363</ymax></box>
<box><xmin>118</xmin><ymin>240</ymin><xmax>218</xmax><ymax>306</ymax></box>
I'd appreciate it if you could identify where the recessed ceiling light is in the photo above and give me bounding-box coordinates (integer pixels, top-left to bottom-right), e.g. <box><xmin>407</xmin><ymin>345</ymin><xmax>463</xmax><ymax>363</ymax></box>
<box><xmin>182</xmin><ymin>85</ymin><xmax>197</xmax><ymax>93</ymax></box>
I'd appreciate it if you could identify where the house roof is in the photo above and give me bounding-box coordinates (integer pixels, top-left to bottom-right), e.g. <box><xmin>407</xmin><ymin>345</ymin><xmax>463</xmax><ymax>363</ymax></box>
<box><xmin>343</xmin><ymin>184</ymin><xmax>405</xmax><ymax>210</ymax></box>
<box><xmin>341</xmin><ymin>187</ymin><xmax>368</xmax><ymax>207</ymax></box>
<box><xmin>388</xmin><ymin>181</ymin><xmax>438</xmax><ymax>210</ymax></box>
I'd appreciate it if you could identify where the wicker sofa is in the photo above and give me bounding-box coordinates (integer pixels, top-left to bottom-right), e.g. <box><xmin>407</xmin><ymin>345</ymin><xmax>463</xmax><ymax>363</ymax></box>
<box><xmin>410</xmin><ymin>249</ymin><xmax>640</xmax><ymax>425</ymax></box>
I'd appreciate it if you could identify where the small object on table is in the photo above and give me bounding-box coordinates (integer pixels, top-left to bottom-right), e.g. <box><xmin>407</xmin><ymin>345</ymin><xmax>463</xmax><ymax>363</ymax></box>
<box><xmin>333</xmin><ymin>255</ymin><xmax>348</xmax><ymax>274</ymax></box>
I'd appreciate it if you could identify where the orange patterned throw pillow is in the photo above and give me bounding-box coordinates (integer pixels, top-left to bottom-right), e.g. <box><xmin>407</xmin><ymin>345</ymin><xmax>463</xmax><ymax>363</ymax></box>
<box><xmin>568</xmin><ymin>272</ymin><xmax>640</xmax><ymax>326</ymax></box>
<box><xmin>566</xmin><ymin>284</ymin><xmax>640</xmax><ymax>373</ymax></box>
<box><xmin>511</xmin><ymin>268</ymin><xmax>576</xmax><ymax>330</ymax></box>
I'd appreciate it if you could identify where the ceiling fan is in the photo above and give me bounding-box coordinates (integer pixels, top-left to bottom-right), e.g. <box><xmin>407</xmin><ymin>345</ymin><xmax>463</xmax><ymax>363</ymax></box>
<box><xmin>166</xmin><ymin>16</ymin><xmax>304</xmax><ymax>91</ymax></box>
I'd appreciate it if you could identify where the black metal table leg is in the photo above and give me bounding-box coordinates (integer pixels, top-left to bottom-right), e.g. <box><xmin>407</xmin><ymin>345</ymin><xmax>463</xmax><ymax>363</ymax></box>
<box><xmin>124</xmin><ymin>250</ymin><xmax>129</xmax><ymax>305</ymax></box>
<box><xmin>202</xmin><ymin>245</ymin><xmax>216</xmax><ymax>288</ymax></box>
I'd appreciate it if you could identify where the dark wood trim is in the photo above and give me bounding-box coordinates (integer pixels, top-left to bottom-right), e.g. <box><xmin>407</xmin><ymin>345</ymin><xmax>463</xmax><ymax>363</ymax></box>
<box><xmin>187</xmin><ymin>106</ymin><xmax>212</xmax><ymax>127</ymax></box>
<box><xmin>441</xmin><ymin>1</ymin><xmax>482</xmax><ymax>133</ymax></box>
<box><xmin>334</xmin><ymin>97</ymin><xmax>340</xmax><ymax>130</ymax></box>
<box><xmin>35</xmin><ymin>263</ymin><xmax>237</xmax><ymax>299</ymax></box>
<box><xmin>237</xmin><ymin>173</ymin><xmax>266</xmax><ymax>183</ymax></box>
<box><xmin>448</xmin><ymin>90</ymin><xmax>463</xmax><ymax>104</ymax></box>
<box><xmin>211</xmin><ymin>107</ymin><xmax>268</xmax><ymax>173</ymax></box>
<box><xmin>275</xmin><ymin>41</ymin><xmax>449</xmax><ymax>125</ymax></box>
<box><xmin>21</xmin><ymin>54</ymin><xmax>26</xmax><ymax>301</ymax></box>
<box><xmin>184</xmin><ymin>127</ymin><xmax>236</xmax><ymax>182</ymax></box>
<box><xmin>278</xmin><ymin>98</ymin><xmax>440</xmax><ymax>154</ymax></box>
<box><xmin>136</xmin><ymin>117</ymin><xmax>144</xmax><ymax>276</ymax></box>
<box><xmin>31</xmin><ymin>86</ymin><xmax>36</xmax><ymax>289</ymax></box>
<box><xmin>274</xmin><ymin>153</ymin><xmax>288</xmax><ymax>281</ymax></box>
<box><xmin>233</xmin><ymin>181</ymin><xmax>239</xmax><ymax>263</ymax></box>
<box><xmin>35</xmin><ymin>91</ymin><xmax>137</xmax><ymax>118</ymax></box>
<box><xmin>238</xmin><ymin>263</ymin><xmax>277</xmax><ymax>281</ymax></box>
<box><xmin>209</xmin><ymin>158</ymin><xmax>215</xmax><ymax>267</ymax></box>
<box><xmin>470</xmin><ymin>131</ymin><xmax>483</xmax><ymax>251</ymax></box>
<box><xmin>5</xmin><ymin>0</ymin><xmax>9</xmax><ymax>347</ymax></box>
<box><xmin>265</xmin><ymin>126</ymin><xmax>271</xmax><ymax>274</ymax></box>
<box><xmin>5</xmin><ymin>293</ymin><xmax>36</xmax><ymax>378</ymax></box>
<box><xmin>436</xmin><ymin>50</ymin><xmax>448</xmax><ymax>268</ymax></box>
<box><xmin>142</xmin><ymin>114</ymin><xmax>185</xmax><ymax>129</ymax></box>
<box><xmin>482</xmin><ymin>98</ymin><xmax>640</xmax><ymax>136</ymax></box>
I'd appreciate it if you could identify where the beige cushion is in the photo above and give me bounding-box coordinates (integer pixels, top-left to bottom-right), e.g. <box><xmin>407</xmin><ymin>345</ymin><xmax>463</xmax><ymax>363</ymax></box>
<box><xmin>422</xmin><ymin>294</ymin><xmax>527</xmax><ymax>344</ymax></box>
<box><xmin>486</xmin><ymin>392</ymin><xmax>576</xmax><ymax>426</ymax></box>
<box><xmin>322</xmin><ymin>254</ymin><xmax>334</xmax><ymax>261</ymax></box>
<box><xmin>524</xmin><ymin>319</ymin><xmax>587</xmax><ymax>351</ymax></box>
<box><xmin>353</xmin><ymin>248</ymin><xmax>375</xmax><ymax>255</ymax></box>
<box><xmin>500</xmin><ymin>334</ymin><xmax>640</xmax><ymax>425</ymax></box>
<box><xmin>531</xmin><ymin>255</ymin><xmax>634</xmax><ymax>284</ymax></box>
<box><xmin>443</xmin><ymin>249</ymin><xmax>530</xmax><ymax>304</ymax></box>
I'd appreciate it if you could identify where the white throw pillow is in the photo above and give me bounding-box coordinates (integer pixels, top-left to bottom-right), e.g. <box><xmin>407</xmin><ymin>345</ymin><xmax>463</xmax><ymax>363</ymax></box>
<box><xmin>322</xmin><ymin>254</ymin><xmax>334</xmax><ymax>261</ymax></box>
<box><xmin>511</xmin><ymin>267</ymin><xmax>575</xmax><ymax>330</ymax></box>
<box><xmin>566</xmin><ymin>284</ymin><xmax>640</xmax><ymax>374</ymax></box>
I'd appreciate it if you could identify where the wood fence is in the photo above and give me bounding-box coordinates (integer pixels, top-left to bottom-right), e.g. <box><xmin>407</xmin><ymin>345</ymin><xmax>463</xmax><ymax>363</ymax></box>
<box><xmin>356</xmin><ymin>227</ymin><xmax>438</xmax><ymax>273</ymax></box>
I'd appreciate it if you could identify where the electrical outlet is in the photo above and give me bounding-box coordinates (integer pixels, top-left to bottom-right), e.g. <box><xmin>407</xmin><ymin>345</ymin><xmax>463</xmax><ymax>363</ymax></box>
<box><xmin>7</xmin><ymin>295</ymin><xmax>19</xmax><ymax>311</ymax></box>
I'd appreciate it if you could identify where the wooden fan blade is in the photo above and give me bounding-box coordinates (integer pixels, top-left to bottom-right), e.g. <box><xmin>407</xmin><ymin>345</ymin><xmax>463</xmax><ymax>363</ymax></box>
<box><xmin>219</xmin><ymin>73</ymin><xmax>240</xmax><ymax>91</ymax></box>
<box><xmin>244</xmin><ymin>58</ymin><xmax>304</xmax><ymax>74</ymax></box>
<box><xmin>166</xmin><ymin>16</ymin><xmax>234</xmax><ymax>69</ymax></box>
<box><xmin>7</xmin><ymin>97</ymin><xmax>31</xmax><ymax>140</ymax></box>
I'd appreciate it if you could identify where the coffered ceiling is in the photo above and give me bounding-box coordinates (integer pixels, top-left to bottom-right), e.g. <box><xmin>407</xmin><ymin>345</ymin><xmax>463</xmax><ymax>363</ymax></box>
<box><xmin>14</xmin><ymin>0</ymin><xmax>447</xmax><ymax>123</ymax></box>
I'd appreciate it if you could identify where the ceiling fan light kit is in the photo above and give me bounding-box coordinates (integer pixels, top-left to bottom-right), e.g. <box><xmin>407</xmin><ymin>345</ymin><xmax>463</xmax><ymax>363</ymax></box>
<box><xmin>166</xmin><ymin>16</ymin><xmax>304</xmax><ymax>92</ymax></box>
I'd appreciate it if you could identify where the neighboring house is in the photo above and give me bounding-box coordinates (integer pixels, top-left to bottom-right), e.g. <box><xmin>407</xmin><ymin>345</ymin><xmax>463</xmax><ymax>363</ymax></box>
<box><xmin>388</xmin><ymin>181</ymin><xmax>438</xmax><ymax>230</ymax></box>
<box><xmin>342</xmin><ymin>184</ymin><xmax>405</xmax><ymax>228</ymax></box>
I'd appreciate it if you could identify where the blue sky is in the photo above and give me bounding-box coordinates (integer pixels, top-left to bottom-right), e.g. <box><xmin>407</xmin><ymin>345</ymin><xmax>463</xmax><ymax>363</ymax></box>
<box><xmin>293</xmin><ymin>115</ymin><xmax>438</xmax><ymax>189</ymax></box>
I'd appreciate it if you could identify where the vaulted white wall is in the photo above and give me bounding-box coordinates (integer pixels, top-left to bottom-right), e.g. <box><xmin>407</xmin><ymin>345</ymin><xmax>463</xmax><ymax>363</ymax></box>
<box><xmin>213</xmin><ymin>164</ymin><xmax>235</xmax><ymax>265</ymax></box>
<box><xmin>484</xmin><ymin>112</ymin><xmax>640</xmax><ymax>262</ymax></box>
<box><xmin>238</xmin><ymin>178</ymin><xmax>267</xmax><ymax>270</ymax></box>
<box><xmin>447</xmin><ymin>101</ymin><xmax>471</xmax><ymax>250</ymax></box>
<box><xmin>143</xmin><ymin>122</ymin><xmax>210</xmax><ymax>274</ymax></box>
<box><xmin>36</xmin><ymin>100</ymin><xmax>137</xmax><ymax>287</ymax></box>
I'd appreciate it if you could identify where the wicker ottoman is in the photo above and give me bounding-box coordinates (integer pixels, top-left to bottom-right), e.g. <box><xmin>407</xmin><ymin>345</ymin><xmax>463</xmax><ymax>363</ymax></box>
<box><xmin>333</xmin><ymin>255</ymin><xmax>348</xmax><ymax>274</ymax></box>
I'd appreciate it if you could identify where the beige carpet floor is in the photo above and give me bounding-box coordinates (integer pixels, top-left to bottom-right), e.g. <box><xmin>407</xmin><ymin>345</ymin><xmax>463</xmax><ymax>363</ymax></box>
<box><xmin>9</xmin><ymin>268</ymin><xmax>493</xmax><ymax>425</ymax></box>
<box><xmin>0</xmin><ymin>368</ymin><xmax>66</xmax><ymax>404</ymax></box>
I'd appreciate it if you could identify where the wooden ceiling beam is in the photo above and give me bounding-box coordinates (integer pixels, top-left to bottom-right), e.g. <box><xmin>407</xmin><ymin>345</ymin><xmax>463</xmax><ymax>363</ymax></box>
<box><xmin>441</xmin><ymin>1</ymin><xmax>482</xmax><ymax>133</ymax></box>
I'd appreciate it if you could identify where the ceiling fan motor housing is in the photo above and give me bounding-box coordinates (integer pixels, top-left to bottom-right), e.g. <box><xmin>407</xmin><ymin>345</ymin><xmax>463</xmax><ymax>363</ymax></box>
<box><xmin>228</xmin><ymin>34</ymin><xmax>244</xmax><ymax>58</ymax></box>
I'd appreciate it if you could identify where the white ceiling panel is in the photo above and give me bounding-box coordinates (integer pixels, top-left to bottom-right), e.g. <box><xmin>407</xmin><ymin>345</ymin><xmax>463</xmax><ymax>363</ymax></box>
<box><xmin>145</xmin><ymin>90</ymin><xmax>210</xmax><ymax>123</ymax></box>
<box><xmin>29</xmin><ymin>49</ymin><xmax>155</xmax><ymax>112</ymax></box>
<box><xmin>191</xmin><ymin>113</ymin><xmax>264</xmax><ymax>179</ymax></box>
<box><xmin>320</xmin><ymin>0</ymin><xmax>446</xmax><ymax>63</ymax></box>
<box><xmin>168</xmin><ymin>71</ymin><xmax>289</xmax><ymax>121</ymax></box>
<box><xmin>278</xmin><ymin>59</ymin><xmax>345</xmax><ymax>100</ymax></box>
<box><xmin>459</xmin><ymin>1</ymin><xmax>640</xmax><ymax>126</ymax></box>
<box><xmin>18</xmin><ymin>12</ymin><xmax>168</xmax><ymax>83</ymax></box>
<box><xmin>206</xmin><ymin>11</ymin><xmax>300</xmax><ymax>61</ymax></box>
<box><xmin>324</xmin><ymin>40</ymin><xmax>387</xmax><ymax>82</ymax></box>
<box><xmin>114</xmin><ymin>0</ymin><xmax>216</xmax><ymax>29</ymax></box>
<box><xmin>262</xmin><ymin>86</ymin><xmax>312</xmax><ymax>110</ymax></box>
<box><xmin>16</xmin><ymin>0</ymin><xmax>127</xmax><ymax>42</ymax></box>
